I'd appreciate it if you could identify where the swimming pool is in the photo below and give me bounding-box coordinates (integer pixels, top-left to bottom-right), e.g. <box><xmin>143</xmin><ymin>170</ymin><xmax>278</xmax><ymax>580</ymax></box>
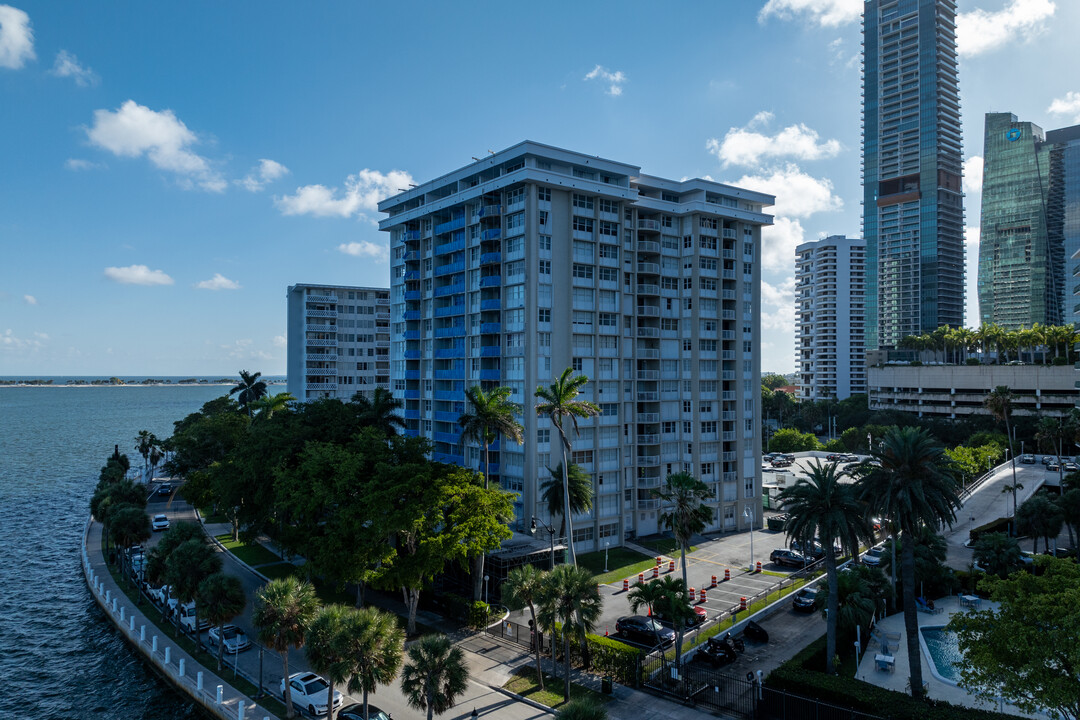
<box><xmin>920</xmin><ymin>626</ymin><xmax>963</xmax><ymax>685</ymax></box>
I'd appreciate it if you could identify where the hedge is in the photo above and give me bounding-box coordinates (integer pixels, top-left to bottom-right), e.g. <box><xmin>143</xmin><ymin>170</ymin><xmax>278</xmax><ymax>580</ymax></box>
<box><xmin>549</xmin><ymin>623</ymin><xmax>642</xmax><ymax>688</ymax></box>
<box><xmin>969</xmin><ymin>516</ymin><xmax>1010</xmax><ymax>543</ymax></box>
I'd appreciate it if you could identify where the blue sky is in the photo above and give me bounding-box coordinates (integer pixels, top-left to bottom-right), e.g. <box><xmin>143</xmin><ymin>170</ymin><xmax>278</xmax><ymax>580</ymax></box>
<box><xmin>2</xmin><ymin>0</ymin><xmax>1078</xmax><ymax>375</ymax></box>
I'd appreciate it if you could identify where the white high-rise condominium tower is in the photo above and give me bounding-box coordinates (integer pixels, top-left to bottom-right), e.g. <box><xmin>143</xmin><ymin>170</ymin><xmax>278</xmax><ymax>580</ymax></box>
<box><xmin>379</xmin><ymin>141</ymin><xmax>773</xmax><ymax>551</ymax></box>
<box><xmin>796</xmin><ymin>235</ymin><xmax>867</xmax><ymax>402</ymax></box>
<box><xmin>286</xmin><ymin>283</ymin><xmax>391</xmax><ymax>401</ymax></box>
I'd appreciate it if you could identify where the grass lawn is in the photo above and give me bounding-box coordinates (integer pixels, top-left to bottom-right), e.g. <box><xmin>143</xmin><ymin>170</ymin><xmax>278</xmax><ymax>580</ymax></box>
<box><xmin>214</xmin><ymin>534</ymin><xmax>281</xmax><ymax>566</ymax></box>
<box><xmin>503</xmin><ymin>666</ymin><xmax>610</xmax><ymax>708</ymax></box>
<box><xmin>578</xmin><ymin>547</ymin><xmax>656</xmax><ymax>585</ymax></box>
<box><xmin>637</xmin><ymin>535</ymin><xmax>697</xmax><ymax>556</ymax></box>
<box><xmin>197</xmin><ymin>507</ymin><xmax>229</xmax><ymax>524</ymax></box>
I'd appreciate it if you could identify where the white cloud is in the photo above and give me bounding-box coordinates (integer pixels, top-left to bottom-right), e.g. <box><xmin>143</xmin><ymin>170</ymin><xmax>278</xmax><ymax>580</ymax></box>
<box><xmin>584</xmin><ymin>65</ymin><xmax>627</xmax><ymax>96</ymax></box>
<box><xmin>1</xmin><ymin>328</ymin><xmax>45</xmax><ymax>351</ymax></box>
<box><xmin>730</xmin><ymin>164</ymin><xmax>842</xmax><ymax>218</ymax></box>
<box><xmin>65</xmin><ymin>158</ymin><xmax>105</xmax><ymax>171</ymax></box>
<box><xmin>275</xmin><ymin>169</ymin><xmax>414</xmax><ymax>219</ymax></box>
<box><xmin>956</xmin><ymin>0</ymin><xmax>1055</xmax><ymax>57</ymax></box>
<box><xmin>760</xmin><ymin>277</ymin><xmax>797</xmax><ymax>333</ymax></box>
<box><xmin>50</xmin><ymin>49</ymin><xmax>97</xmax><ymax>86</ymax></box>
<box><xmin>758</xmin><ymin>0</ymin><xmax>862</xmax><ymax>27</ymax></box>
<box><xmin>23</xmin><ymin>294</ymin><xmax>36</xmax><ymax>305</ymax></box>
<box><xmin>222</xmin><ymin>338</ymin><xmax>273</xmax><ymax>361</ymax></box>
<box><xmin>103</xmin><ymin>264</ymin><xmax>174</xmax><ymax>286</ymax></box>
<box><xmin>272</xmin><ymin>335</ymin><xmax>287</xmax><ymax>348</ymax></box>
<box><xmin>0</xmin><ymin>5</ymin><xmax>34</xmax><ymax>69</ymax></box>
<box><xmin>963</xmin><ymin>156</ymin><xmax>984</xmax><ymax>194</ymax></box>
<box><xmin>86</xmin><ymin>100</ymin><xmax>226</xmax><ymax>192</ymax></box>
<box><xmin>338</xmin><ymin>240</ymin><xmax>389</xmax><ymax>262</ymax></box>
<box><xmin>760</xmin><ymin>217</ymin><xmax>805</xmax><ymax>273</ymax></box>
<box><xmin>707</xmin><ymin>114</ymin><xmax>842</xmax><ymax>167</ymax></box>
<box><xmin>236</xmin><ymin>158</ymin><xmax>289</xmax><ymax>192</ymax></box>
<box><xmin>194</xmin><ymin>273</ymin><xmax>240</xmax><ymax>290</ymax></box>
<box><xmin>1047</xmin><ymin>91</ymin><xmax>1080</xmax><ymax>123</ymax></box>
<box><xmin>965</xmin><ymin>226</ymin><xmax>981</xmax><ymax>325</ymax></box>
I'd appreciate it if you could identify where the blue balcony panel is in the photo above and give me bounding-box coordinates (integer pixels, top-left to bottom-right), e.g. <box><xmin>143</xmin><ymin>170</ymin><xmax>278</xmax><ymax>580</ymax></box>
<box><xmin>403</xmin><ymin>350</ymin><xmax>422</xmax><ymax>359</ymax></box>
<box><xmin>433</xmin><ymin>326</ymin><xmax>465</xmax><ymax>338</ymax></box>
<box><xmin>477</xmin><ymin>204</ymin><xmax>502</xmax><ymax>218</ymax></box>
<box><xmin>434</xmin><ymin>369</ymin><xmax>464</xmax><ymax>380</ymax></box>
<box><xmin>404</xmin><ymin>270</ymin><xmax>421</xmax><ymax>281</ymax></box>
<box><xmin>434</xmin><ymin>347</ymin><xmax>465</xmax><ymax>359</ymax></box>
<box><xmin>484</xmin><ymin>463</ymin><xmax>500</xmax><ymax>476</ymax></box>
<box><xmin>480</xmin><ymin>252</ymin><xmax>501</xmax><ymax>266</ymax></box>
<box><xmin>434</xmin><ymin>283</ymin><xmax>465</xmax><ymax>298</ymax></box>
<box><xmin>403</xmin><ymin>370</ymin><xmax>421</xmax><ymax>380</ymax></box>
<box><xmin>479</xmin><ymin>276</ymin><xmax>501</xmax><ymax>288</ymax></box>
<box><xmin>433</xmin><ymin>431</ymin><xmax>462</xmax><ymax>445</ymax></box>
<box><xmin>404</xmin><ymin>230</ymin><xmax>421</xmax><ymax>241</ymax></box>
<box><xmin>434</xmin><ymin>304</ymin><xmax>465</xmax><ymax>318</ymax></box>
<box><xmin>435</xmin><ymin>239</ymin><xmax>466</xmax><ymax>256</ymax></box>
<box><xmin>433</xmin><ymin>410</ymin><xmax>460</xmax><ymax>423</ymax></box>
<box><xmin>401</xmin><ymin>330</ymin><xmax>421</xmax><ymax>340</ymax></box>
<box><xmin>403</xmin><ymin>409</ymin><xmax>420</xmax><ymax>420</ymax></box>
<box><xmin>434</xmin><ymin>261</ymin><xmax>465</xmax><ymax>277</ymax></box>
<box><xmin>478</xmin><ymin>369</ymin><xmax>501</xmax><ymax>381</ymax></box>
<box><xmin>402</xmin><ymin>428</ymin><xmax>419</xmax><ymax>437</ymax></box>
<box><xmin>404</xmin><ymin>290</ymin><xmax>422</xmax><ymax>301</ymax></box>
<box><xmin>480</xmin><ymin>298</ymin><xmax>502</xmax><ymax>312</ymax></box>
<box><xmin>403</xmin><ymin>389</ymin><xmax>421</xmax><ymax>400</ymax></box>
<box><xmin>481</xmin><ymin>228</ymin><xmax>502</xmax><ymax>242</ymax></box>
<box><xmin>433</xmin><ymin>390</ymin><xmax>464</xmax><ymax>401</ymax></box>
<box><xmin>434</xmin><ymin>216</ymin><xmax>466</xmax><ymax>235</ymax></box>
<box><xmin>432</xmin><ymin>452</ymin><xmax>465</xmax><ymax>465</ymax></box>
<box><xmin>480</xmin><ymin>323</ymin><xmax>501</xmax><ymax>334</ymax></box>
<box><xmin>403</xmin><ymin>310</ymin><xmax>421</xmax><ymax>320</ymax></box>
<box><xmin>479</xmin><ymin>345</ymin><xmax>501</xmax><ymax>357</ymax></box>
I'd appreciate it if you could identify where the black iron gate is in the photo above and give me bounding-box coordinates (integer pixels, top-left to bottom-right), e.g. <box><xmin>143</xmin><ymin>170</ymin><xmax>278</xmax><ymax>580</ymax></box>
<box><xmin>640</xmin><ymin>654</ymin><xmax>758</xmax><ymax>720</ymax></box>
<box><xmin>483</xmin><ymin>617</ymin><xmax>538</xmax><ymax>652</ymax></box>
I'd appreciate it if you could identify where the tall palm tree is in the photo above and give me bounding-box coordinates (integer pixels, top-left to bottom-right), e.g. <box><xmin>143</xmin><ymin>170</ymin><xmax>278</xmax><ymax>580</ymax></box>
<box><xmin>352</xmin><ymin>387</ymin><xmax>406</xmax><ymax>437</ymax></box>
<box><xmin>816</xmin><ymin>564</ymin><xmax>882</xmax><ymax>642</ymax></box>
<box><xmin>306</xmin><ymin>605</ymin><xmax>352</xmax><ymax>720</ymax></box>
<box><xmin>778</xmin><ymin>460</ymin><xmax>868</xmax><ymax>674</ymax></box>
<box><xmin>502</xmin><ymin>564</ymin><xmax>548</xmax><ymax>690</ymax></box>
<box><xmin>458</xmin><ymin>385</ymin><xmax>524</xmax><ymax>490</ymax></box>
<box><xmin>400</xmin><ymin>634</ymin><xmax>470</xmax><ymax>720</ymax></box>
<box><xmin>230</xmin><ymin>370</ymin><xmax>268</xmax><ymax>416</ymax></box>
<box><xmin>251</xmin><ymin>391</ymin><xmax>295</xmax><ymax>421</ymax></box>
<box><xmin>1015</xmin><ymin>495</ymin><xmax>1063</xmax><ymax>554</ymax></box>
<box><xmin>343</xmin><ymin>606</ymin><xmax>405</xmax><ymax>720</ymax></box>
<box><xmin>196</xmin><ymin>573</ymin><xmax>247</xmax><ymax>672</ymax></box>
<box><xmin>538</xmin><ymin>564</ymin><xmax>602</xmax><ymax>701</ymax></box>
<box><xmin>535</xmin><ymin>368</ymin><xmax>601</xmax><ymax>566</ymax></box>
<box><xmin>972</xmin><ymin>532</ymin><xmax>1022</xmax><ymax>579</ymax></box>
<box><xmin>858</xmin><ymin>427</ymin><xmax>962</xmax><ymax>699</ymax></box>
<box><xmin>148</xmin><ymin>443</ymin><xmax>164</xmax><ymax>479</ymax></box>
<box><xmin>651</xmin><ymin>575</ymin><xmax>696</xmax><ymax>667</ymax></box>
<box><xmin>135</xmin><ymin>430</ymin><xmax>157</xmax><ymax>477</ymax></box>
<box><xmin>985</xmin><ymin>386</ymin><xmax>1020</xmax><ymax>524</ymax></box>
<box><xmin>253</xmin><ymin>577</ymin><xmax>319</xmax><ymax>719</ymax></box>
<box><xmin>653</xmin><ymin>472</ymin><xmax>712</xmax><ymax>589</ymax></box>
<box><xmin>540</xmin><ymin>462</ymin><xmax>594</xmax><ymax>542</ymax></box>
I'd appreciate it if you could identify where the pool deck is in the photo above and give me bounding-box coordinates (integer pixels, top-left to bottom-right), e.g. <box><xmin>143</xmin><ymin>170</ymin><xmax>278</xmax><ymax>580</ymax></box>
<box><xmin>854</xmin><ymin>594</ymin><xmax>1046</xmax><ymax>718</ymax></box>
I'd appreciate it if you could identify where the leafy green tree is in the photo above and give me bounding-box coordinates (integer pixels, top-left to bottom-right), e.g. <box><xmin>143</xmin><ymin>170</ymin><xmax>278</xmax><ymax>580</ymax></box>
<box><xmin>858</xmin><ymin>426</ymin><xmax>962</xmax><ymax>698</ymax></box>
<box><xmin>1015</xmin><ymin>495</ymin><xmax>1063</xmax><ymax>554</ymax></box>
<box><xmin>400</xmin><ymin>634</ymin><xmax>470</xmax><ymax>720</ymax></box>
<box><xmin>653</xmin><ymin>471</ymin><xmax>712</xmax><ymax>589</ymax></box>
<box><xmin>230</xmin><ymin>369</ymin><xmax>268</xmax><ymax>416</ymax></box>
<box><xmin>972</xmin><ymin>532</ymin><xmax>1022</xmax><ymax>579</ymax></box>
<box><xmin>877</xmin><ymin>525</ymin><xmax>951</xmax><ymax>597</ymax></box>
<box><xmin>1056</xmin><ymin>489</ymin><xmax>1080</xmax><ymax>549</ymax></box>
<box><xmin>779</xmin><ymin>460</ymin><xmax>868</xmax><ymax>674</ymax></box>
<box><xmin>556</xmin><ymin>699</ymin><xmax>608</xmax><ymax>720</ymax></box>
<box><xmin>196</xmin><ymin>573</ymin><xmax>246</xmax><ymax>671</ymax></box>
<box><xmin>814</xmin><ymin>565</ymin><xmax>887</xmax><ymax>644</ymax></box>
<box><xmin>538</xmin><ymin>565</ymin><xmax>602</xmax><ymax>701</ymax></box>
<box><xmin>144</xmin><ymin>521</ymin><xmax>203</xmax><ymax>616</ymax></box>
<box><xmin>540</xmin><ymin>462</ymin><xmax>593</xmax><ymax>542</ymax></box>
<box><xmin>352</xmin><ymin>386</ymin><xmax>406</xmax><ymax>437</ymax></box>
<box><xmin>949</xmin><ymin>556</ymin><xmax>1080</xmax><ymax>720</ymax></box>
<box><xmin>626</xmin><ymin>579</ymin><xmax>671</xmax><ymax>667</ymax></box>
<box><xmin>164</xmin><ymin>538</ymin><xmax>222</xmax><ymax>637</ymax></box>
<box><xmin>253</xmin><ymin>577</ymin><xmax>319</xmax><ymax>719</ymax></box>
<box><xmin>768</xmin><ymin>428</ymin><xmax>821</xmax><ymax>453</ymax></box>
<box><xmin>535</xmin><ymin>368</ymin><xmax>601</xmax><ymax>566</ymax></box>
<box><xmin>839</xmin><ymin>427</ymin><xmax>867</xmax><ymax>453</ymax></box>
<box><xmin>163</xmin><ymin>396</ymin><xmax>248</xmax><ymax>482</ymax></box>
<box><xmin>761</xmin><ymin>373</ymin><xmax>788</xmax><ymax>390</ymax></box>
<box><xmin>342</xmin><ymin>606</ymin><xmax>405</xmax><ymax>720</ymax></box>
<box><xmin>306</xmin><ymin>605</ymin><xmax>352</xmax><ymax>720</ymax></box>
<box><xmin>109</xmin><ymin>504</ymin><xmax>151</xmax><ymax>585</ymax></box>
<box><xmin>502</xmin><ymin>564</ymin><xmax>548</xmax><ymax>690</ymax></box>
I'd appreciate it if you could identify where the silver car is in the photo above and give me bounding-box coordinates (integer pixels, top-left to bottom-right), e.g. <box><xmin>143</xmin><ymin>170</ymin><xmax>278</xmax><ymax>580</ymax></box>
<box><xmin>208</xmin><ymin>624</ymin><xmax>250</xmax><ymax>653</ymax></box>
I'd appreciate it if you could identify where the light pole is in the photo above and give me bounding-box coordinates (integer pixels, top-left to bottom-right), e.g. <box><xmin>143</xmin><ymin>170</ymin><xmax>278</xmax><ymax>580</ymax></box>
<box><xmin>744</xmin><ymin>506</ymin><xmax>755</xmax><ymax>571</ymax></box>
<box><xmin>604</xmin><ymin>541</ymin><xmax>610</xmax><ymax>573</ymax></box>
<box><xmin>531</xmin><ymin>517</ymin><xmax>556</xmax><ymax>569</ymax></box>
<box><xmin>483</xmin><ymin>574</ymin><xmax>490</xmax><ymax>605</ymax></box>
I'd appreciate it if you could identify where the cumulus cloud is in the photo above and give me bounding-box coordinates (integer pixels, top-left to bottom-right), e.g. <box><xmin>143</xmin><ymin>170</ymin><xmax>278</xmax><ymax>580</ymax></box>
<box><xmin>86</xmin><ymin>100</ymin><xmax>226</xmax><ymax>192</ymax></box>
<box><xmin>236</xmin><ymin>158</ymin><xmax>289</xmax><ymax>192</ymax></box>
<box><xmin>963</xmin><ymin>156</ymin><xmax>984</xmax><ymax>194</ymax></box>
<box><xmin>584</xmin><ymin>65</ymin><xmax>627</xmax><ymax>96</ymax></box>
<box><xmin>1047</xmin><ymin>91</ymin><xmax>1080</xmax><ymax>123</ymax></box>
<box><xmin>194</xmin><ymin>273</ymin><xmax>240</xmax><ymax>290</ymax></box>
<box><xmin>0</xmin><ymin>5</ymin><xmax>34</xmax><ymax>69</ymax></box>
<box><xmin>338</xmin><ymin>240</ymin><xmax>390</xmax><ymax>262</ymax></box>
<box><xmin>1</xmin><ymin>328</ymin><xmax>46</xmax><ymax>351</ymax></box>
<box><xmin>275</xmin><ymin>169</ymin><xmax>414</xmax><ymax>219</ymax></box>
<box><xmin>23</xmin><ymin>294</ymin><xmax>36</xmax><ymax>305</ymax></box>
<box><xmin>729</xmin><ymin>164</ymin><xmax>842</xmax><ymax>218</ymax></box>
<box><xmin>758</xmin><ymin>0</ymin><xmax>862</xmax><ymax>27</ymax></box>
<box><xmin>103</xmin><ymin>264</ymin><xmax>174</xmax><ymax>286</ymax></box>
<box><xmin>707</xmin><ymin>112</ymin><xmax>842</xmax><ymax>167</ymax></box>
<box><xmin>956</xmin><ymin>0</ymin><xmax>1055</xmax><ymax>57</ymax></box>
<box><xmin>65</xmin><ymin>158</ymin><xmax>105</xmax><ymax>171</ymax></box>
<box><xmin>51</xmin><ymin>50</ymin><xmax>97</xmax><ymax>86</ymax></box>
<box><xmin>272</xmin><ymin>334</ymin><xmax>287</xmax><ymax>348</ymax></box>
<box><xmin>222</xmin><ymin>338</ymin><xmax>273</xmax><ymax>361</ymax></box>
<box><xmin>760</xmin><ymin>217</ymin><xmax>805</xmax><ymax>273</ymax></box>
<box><xmin>760</xmin><ymin>277</ymin><xmax>797</xmax><ymax>333</ymax></box>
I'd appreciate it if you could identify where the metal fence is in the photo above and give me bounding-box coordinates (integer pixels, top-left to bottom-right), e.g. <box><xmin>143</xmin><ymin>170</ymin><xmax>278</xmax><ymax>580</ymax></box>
<box><xmin>482</xmin><ymin>617</ymin><xmax>540</xmax><ymax>652</ymax></box>
<box><xmin>639</xmin><ymin>661</ymin><xmax>758</xmax><ymax>719</ymax></box>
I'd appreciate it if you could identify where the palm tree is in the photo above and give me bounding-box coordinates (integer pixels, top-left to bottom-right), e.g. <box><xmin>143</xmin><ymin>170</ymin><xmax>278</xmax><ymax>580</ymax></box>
<box><xmin>458</xmin><ymin>385</ymin><xmax>524</xmax><ymax>490</ymax></box>
<box><xmin>778</xmin><ymin>460</ymin><xmax>868</xmax><ymax>674</ymax></box>
<box><xmin>1056</xmin><ymin>489</ymin><xmax>1080</xmax><ymax>549</ymax></box>
<box><xmin>148</xmin><ymin>443</ymin><xmax>164</xmax><ymax>480</ymax></box>
<box><xmin>972</xmin><ymin>532</ymin><xmax>1022</xmax><ymax>579</ymax></box>
<box><xmin>816</xmin><ymin>564</ymin><xmax>883</xmax><ymax>642</ymax></box>
<box><xmin>502</xmin><ymin>564</ymin><xmax>548</xmax><ymax>690</ymax></box>
<box><xmin>251</xmin><ymin>391</ymin><xmax>295</xmax><ymax>421</ymax></box>
<box><xmin>135</xmin><ymin>430</ymin><xmax>157</xmax><ymax>477</ymax></box>
<box><xmin>653</xmin><ymin>472</ymin><xmax>712</xmax><ymax>589</ymax></box>
<box><xmin>858</xmin><ymin>427</ymin><xmax>962</xmax><ymax>699</ymax></box>
<box><xmin>342</xmin><ymin>606</ymin><xmax>405</xmax><ymax>720</ymax></box>
<box><xmin>352</xmin><ymin>387</ymin><xmax>406</xmax><ymax>437</ymax></box>
<box><xmin>535</xmin><ymin>368</ymin><xmax>601</xmax><ymax>566</ymax></box>
<box><xmin>400</xmin><ymin>634</ymin><xmax>470</xmax><ymax>720</ymax></box>
<box><xmin>626</xmin><ymin>579</ymin><xmax>670</xmax><ymax>660</ymax></box>
<box><xmin>230</xmin><ymin>370</ymin><xmax>268</xmax><ymax>416</ymax></box>
<box><xmin>306</xmin><ymin>605</ymin><xmax>352</xmax><ymax>720</ymax></box>
<box><xmin>985</xmin><ymin>386</ymin><xmax>1021</xmax><ymax>525</ymax></box>
<box><xmin>651</xmin><ymin>574</ymin><xmax>696</xmax><ymax>667</ymax></box>
<box><xmin>164</xmin><ymin>538</ymin><xmax>223</xmax><ymax>638</ymax></box>
<box><xmin>109</xmin><ymin>505</ymin><xmax>151</xmax><ymax>586</ymax></box>
<box><xmin>540</xmin><ymin>462</ymin><xmax>594</xmax><ymax>542</ymax></box>
<box><xmin>253</xmin><ymin>577</ymin><xmax>319</xmax><ymax>719</ymax></box>
<box><xmin>556</xmin><ymin>699</ymin><xmax>608</xmax><ymax>720</ymax></box>
<box><xmin>1015</xmin><ymin>495</ymin><xmax>1063</xmax><ymax>554</ymax></box>
<box><xmin>196</xmin><ymin>573</ymin><xmax>246</xmax><ymax>672</ymax></box>
<box><xmin>538</xmin><ymin>564</ymin><xmax>602</xmax><ymax>701</ymax></box>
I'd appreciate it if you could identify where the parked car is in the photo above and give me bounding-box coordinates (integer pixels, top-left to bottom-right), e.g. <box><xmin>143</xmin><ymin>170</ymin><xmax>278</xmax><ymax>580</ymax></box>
<box><xmin>339</xmin><ymin>704</ymin><xmax>392</xmax><ymax>720</ymax></box>
<box><xmin>152</xmin><ymin>513</ymin><xmax>170</xmax><ymax>531</ymax></box>
<box><xmin>208</xmin><ymin>624</ymin><xmax>250</xmax><ymax>654</ymax></box>
<box><xmin>771</xmin><ymin>458</ymin><xmax>793</xmax><ymax>468</ymax></box>
<box><xmin>281</xmin><ymin>672</ymin><xmax>344</xmax><ymax>717</ymax></box>
<box><xmin>1063</xmin><ymin>461</ymin><xmax>1078</xmax><ymax>473</ymax></box>
<box><xmin>770</xmin><ymin>548</ymin><xmax>808</xmax><ymax>568</ymax></box>
<box><xmin>789</xmin><ymin>539</ymin><xmax>826</xmax><ymax>560</ymax></box>
<box><xmin>177</xmin><ymin>601</ymin><xmax>211</xmax><ymax>632</ymax></box>
<box><xmin>863</xmin><ymin>546</ymin><xmax>885</xmax><ymax>567</ymax></box>
<box><xmin>1047</xmin><ymin>462</ymin><xmax>1061</xmax><ymax>472</ymax></box>
<box><xmin>826</xmin><ymin>453</ymin><xmax>841</xmax><ymax>462</ymax></box>
<box><xmin>157</xmin><ymin>482</ymin><xmax>173</xmax><ymax>496</ymax></box>
<box><xmin>1019</xmin><ymin>454</ymin><xmax>1036</xmax><ymax>464</ymax></box>
<box><xmin>615</xmin><ymin>615</ymin><xmax>676</xmax><ymax>647</ymax></box>
<box><xmin>791</xmin><ymin>587</ymin><xmax>818</xmax><ymax>612</ymax></box>
<box><xmin>148</xmin><ymin>584</ymin><xmax>173</xmax><ymax>606</ymax></box>
<box><xmin>1041</xmin><ymin>455</ymin><xmax>1055</xmax><ymax>465</ymax></box>
<box><xmin>695</xmin><ymin>635</ymin><xmax>737</xmax><ymax>667</ymax></box>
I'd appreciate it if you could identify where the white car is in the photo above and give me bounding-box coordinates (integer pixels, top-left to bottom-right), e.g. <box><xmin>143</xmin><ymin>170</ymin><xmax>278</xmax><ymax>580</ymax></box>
<box><xmin>148</xmin><ymin>584</ymin><xmax>173</xmax><ymax>606</ymax></box>
<box><xmin>864</xmin><ymin>546</ymin><xmax>885</xmax><ymax>567</ymax></box>
<box><xmin>177</xmin><ymin>601</ymin><xmax>211</xmax><ymax>632</ymax></box>
<box><xmin>152</xmin><ymin>514</ymin><xmax>170</xmax><ymax>531</ymax></box>
<box><xmin>281</xmin><ymin>672</ymin><xmax>343</xmax><ymax>717</ymax></box>
<box><xmin>208</xmin><ymin>624</ymin><xmax>250</xmax><ymax>653</ymax></box>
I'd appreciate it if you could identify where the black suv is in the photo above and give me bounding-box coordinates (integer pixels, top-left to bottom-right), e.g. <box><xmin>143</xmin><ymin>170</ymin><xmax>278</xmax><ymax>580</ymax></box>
<box><xmin>770</xmin><ymin>548</ymin><xmax>808</xmax><ymax>568</ymax></box>
<box><xmin>615</xmin><ymin>615</ymin><xmax>675</xmax><ymax>647</ymax></box>
<box><xmin>789</xmin><ymin>539</ymin><xmax>826</xmax><ymax>560</ymax></box>
<box><xmin>791</xmin><ymin>587</ymin><xmax>818</xmax><ymax>612</ymax></box>
<box><xmin>339</xmin><ymin>704</ymin><xmax>391</xmax><ymax>720</ymax></box>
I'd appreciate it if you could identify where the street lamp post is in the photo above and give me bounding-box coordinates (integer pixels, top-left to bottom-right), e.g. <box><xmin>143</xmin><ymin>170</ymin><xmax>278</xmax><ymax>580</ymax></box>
<box><xmin>531</xmin><ymin>517</ymin><xmax>556</xmax><ymax>569</ymax></box>
<box><xmin>744</xmin><ymin>506</ymin><xmax>755</xmax><ymax>571</ymax></box>
<box><xmin>604</xmin><ymin>541</ymin><xmax>610</xmax><ymax>573</ymax></box>
<box><xmin>483</xmin><ymin>575</ymin><xmax>490</xmax><ymax>605</ymax></box>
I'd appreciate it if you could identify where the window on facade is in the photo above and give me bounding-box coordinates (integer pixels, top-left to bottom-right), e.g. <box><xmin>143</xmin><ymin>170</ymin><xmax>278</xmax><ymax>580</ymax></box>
<box><xmin>573</xmin><ymin>217</ymin><xmax>594</xmax><ymax>234</ymax></box>
<box><xmin>572</xmin><ymin>311</ymin><xmax>594</xmax><ymax>330</ymax></box>
<box><xmin>537</xmin><ymin>428</ymin><xmax>550</xmax><ymax>444</ymax></box>
<box><xmin>539</xmin><ymin>235</ymin><xmax>551</xmax><ymax>250</ymax></box>
<box><xmin>683</xmin><ymin>400</ymin><xmax>692</xmax><ymax>414</ymax></box>
<box><xmin>572</xmin><ymin>264</ymin><xmax>594</xmax><ymax>280</ymax></box>
<box><xmin>598</xmin><ymin>313</ymin><xmax>617</xmax><ymax>327</ymax></box>
<box><xmin>572</xmin><ymin>357</ymin><xmax>583</xmax><ymax>372</ymax></box>
<box><xmin>537</xmin><ymin>186</ymin><xmax>551</xmax><ymax>202</ymax></box>
<box><xmin>599</xmin><ymin>198</ymin><xmax>618</xmax><ymax>214</ymax></box>
<box><xmin>682</xmin><ymin>339</ymin><xmax>692</xmax><ymax>352</ymax></box>
<box><xmin>599</xmin><ymin>243</ymin><xmax>618</xmax><ymax>258</ymax></box>
<box><xmin>573</xmin><ymin>194</ymin><xmax>594</xmax><ymax>210</ymax></box>
<box><xmin>539</xmin><ymin>259</ymin><xmax>551</xmax><ymax>275</ymax></box>
<box><xmin>538</xmin><ymin>308</ymin><xmax>551</xmax><ymax>323</ymax></box>
<box><xmin>539</xmin><ymin>211</ymin><xmax>549</xmax><ymax>228</ymax></box>
<box><xmin>506</xmin><ymin>212</ymin><xmax>525</xmax><ymax>233</ymax></box>
<box><xmin>599</xmin><ymin>222</ymin><xmax>618</xmax><ymax>238</ymax></box>
<box><xmin>599</xmin><ymin>267</ymin><xmax>618</xmax><ymax>282</ymax></box>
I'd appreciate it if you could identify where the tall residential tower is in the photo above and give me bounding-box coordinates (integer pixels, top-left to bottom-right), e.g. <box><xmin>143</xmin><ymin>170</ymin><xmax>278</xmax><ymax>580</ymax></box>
<box><xmin>863</xmin><ymin>0</ymin><xmax>965</xmax><ymax>350</ymax></box>
<box><xmin>379</xmin><ymin>141</ymin><xmax>773</xmax><ymax>551</ymax></box>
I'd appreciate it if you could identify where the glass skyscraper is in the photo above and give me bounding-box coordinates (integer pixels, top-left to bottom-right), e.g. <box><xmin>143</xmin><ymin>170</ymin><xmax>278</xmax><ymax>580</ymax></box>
<box><xmin>863</xmin><ymin>0</ymin><xmax>965</xmax><ymax>350</ymax></box>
